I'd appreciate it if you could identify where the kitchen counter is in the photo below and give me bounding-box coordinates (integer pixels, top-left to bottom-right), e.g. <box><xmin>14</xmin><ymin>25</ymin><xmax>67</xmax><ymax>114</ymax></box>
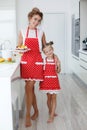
<box><xmin>0</xmin><ymin>62</ymin><xmax>20</xmax><ymax>78</ymax></box>
<box><xmin>0</xmin><ymin>62</ymin><xmax>21</xmax><ymax>130</ymax></box>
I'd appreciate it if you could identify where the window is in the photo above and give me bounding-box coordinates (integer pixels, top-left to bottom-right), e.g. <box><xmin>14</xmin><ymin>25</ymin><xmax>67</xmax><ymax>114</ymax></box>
<box><xmin>0</xmin><ymin>10</ymin><xmax>16</xmax><ymax>49</ymax></box>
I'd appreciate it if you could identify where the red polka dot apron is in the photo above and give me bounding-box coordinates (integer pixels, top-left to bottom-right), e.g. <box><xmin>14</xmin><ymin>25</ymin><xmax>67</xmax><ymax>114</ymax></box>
<box><xmin>39</xmin><ymin>58</ymin><xmax>61</xmax><ymax>92</ymax></box>
<box><xmin>20</xmin><ymin>27</ymin><xmax>43</xmax><ymax>81</ymax></box>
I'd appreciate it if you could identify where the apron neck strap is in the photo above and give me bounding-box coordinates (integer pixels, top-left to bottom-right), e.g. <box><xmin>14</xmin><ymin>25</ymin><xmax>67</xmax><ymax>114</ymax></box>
<box><xmin>46</xmin><ymin>57</ymin><xmax>55</xmax><ymax>63</ymax></box>
<box><xmin>26</xmin><ymin>27</ymin><xmax>37</xmax><ymax>38</ymax></box>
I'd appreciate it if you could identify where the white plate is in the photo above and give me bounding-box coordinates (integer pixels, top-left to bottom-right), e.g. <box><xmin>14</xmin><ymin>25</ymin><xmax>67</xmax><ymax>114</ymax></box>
<box><xmin>14</xmin><ymin>48</ymin><xmax>31</xmax><ymax>53</ymax></box>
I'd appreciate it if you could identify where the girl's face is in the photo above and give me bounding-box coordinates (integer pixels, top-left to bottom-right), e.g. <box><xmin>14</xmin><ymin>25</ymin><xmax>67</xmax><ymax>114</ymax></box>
<box><xmin>44</xmin><ymin>46</ymin><xmax>54</xmax><ymax>58</ymax></box>
<box><xmin>29</xmin><ymin>14</ymin><xmax>41</xmax><ymax>28</ymax></box>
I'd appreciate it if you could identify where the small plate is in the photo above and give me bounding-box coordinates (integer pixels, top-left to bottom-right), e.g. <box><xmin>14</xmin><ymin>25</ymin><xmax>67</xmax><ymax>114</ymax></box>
<box><xmin>14</xmin><ymin>48</ymin><xmax>31</xmax><ymax>53</ymax></box>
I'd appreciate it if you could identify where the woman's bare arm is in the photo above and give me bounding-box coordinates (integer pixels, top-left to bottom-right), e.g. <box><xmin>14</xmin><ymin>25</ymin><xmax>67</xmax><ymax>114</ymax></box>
<box><xmin>56</xmin><ymin>60</ymin><xmax>61</xmax><ymax>73</ymax></box>
<box><xmin>42</xmin><ymin>32</ymin><xmax>46</xmax><ymax>46</ymax></box>
<box><xmin>17</xmin><ymin>31</ymin><xmax>23</xmax><ymax>47</ymax></box>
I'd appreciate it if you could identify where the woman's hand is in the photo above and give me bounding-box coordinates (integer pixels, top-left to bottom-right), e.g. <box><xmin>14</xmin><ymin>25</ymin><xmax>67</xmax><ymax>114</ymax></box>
<box><xmin>54</xmin><ymin>54</ymin><xmax>61</xmax><ymax>73</ymax></box>
<box><xmin>56</xmin><ymin>63</ymin><xmax>61</xmax><ymax>73</ymax></box>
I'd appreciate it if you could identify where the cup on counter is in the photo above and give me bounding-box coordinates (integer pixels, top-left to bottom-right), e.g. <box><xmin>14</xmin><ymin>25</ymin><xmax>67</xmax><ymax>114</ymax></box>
<box><xmin>14</xmin><ymin>54</ymin><xmax>21</xmax><ymax>62</ymax></box>
<box><xmin>1</xmin><ymin>50</ymin><xmax>12</xmax><ymax>61</ymax></box>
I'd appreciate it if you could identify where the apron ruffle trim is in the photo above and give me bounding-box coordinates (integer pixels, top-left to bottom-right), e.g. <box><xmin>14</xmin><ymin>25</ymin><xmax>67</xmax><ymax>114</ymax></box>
<box><xmin>46</xmin><ymin>63</ymin><xmax>55</xmax><ymax>65</ymax></box>
<box><xmin>20</xmin><ymin>61</ymin><xmax>27</xmax><ymax>64</ymax></box>
<box><xmin>35</xmin><ymin>62</ymin><xmax>44</xmax><ymax>65</ymax></box>
<box><xmin>22</xmin><ymin>78</ymin><xmax>43</xmax><ymax>81</ymax></box>
<box><xmin>21</xmin><ymin>61</ymin><xmax>43</xmax><ymax>65</ymax></box>
<box><xmin>44</xmin><ymin>76</ymin><xmax>57</xmax><ymax>78</ymax></box>
<box><xmin>40</xmin><ymin>89</ymin><xmax>61</xmax><ymax>94</ymax></box>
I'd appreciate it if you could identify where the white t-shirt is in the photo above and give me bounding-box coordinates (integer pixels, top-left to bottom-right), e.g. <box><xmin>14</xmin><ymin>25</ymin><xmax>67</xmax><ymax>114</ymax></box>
<box><xmin>21</xmin><ymin>27</ymin><xmax>44</xmax><ymax>52</ymax></box>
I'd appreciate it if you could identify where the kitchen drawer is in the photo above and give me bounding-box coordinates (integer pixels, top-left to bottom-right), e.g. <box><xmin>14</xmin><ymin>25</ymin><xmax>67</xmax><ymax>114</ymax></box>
<box><xmin>80</xmin><ymin>59</ymin><xmax>87</xmax><ymax>70</ymax></box>
<box><xmin>79</xmin><ymin>52</ymin><xmax>87</xmax><ymax>62</ymax></box>
<box><xmin>79</xmin><ymin>65</ymin><xmax>87</xmax><ymax>85</ymax></box>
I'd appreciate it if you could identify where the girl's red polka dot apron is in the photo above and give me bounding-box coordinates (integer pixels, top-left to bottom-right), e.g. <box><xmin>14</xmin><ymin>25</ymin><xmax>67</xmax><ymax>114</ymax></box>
<box><xmin>39</xmin><ymin>58</ymin><xmax>61</xmax><ymax>92</ymax></box>
<box><xmin>20</xmin><ymin>27</ymin><xmax>43</xmax><ymax>81</ymax></box>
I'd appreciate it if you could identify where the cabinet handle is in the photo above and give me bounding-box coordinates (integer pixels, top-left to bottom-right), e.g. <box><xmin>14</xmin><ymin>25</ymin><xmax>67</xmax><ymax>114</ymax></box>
<box><xmin>80</xmin><ymin>52</ymin><xmax>87</xmax><ymax>56</ymax></box>
<box><xmin>80</xmin><ymin>65</ymin><xmax>87</xmax><ymax>71</ymax></box>
<box><xmin>80</xmin><ymin>58</ymin><xmax>87</xmax><ymax>63</ymax></box>
<box><xmin>72</xmin><ymin>56</ymin><xmax>79</xmax><ymax>60</ymax></box>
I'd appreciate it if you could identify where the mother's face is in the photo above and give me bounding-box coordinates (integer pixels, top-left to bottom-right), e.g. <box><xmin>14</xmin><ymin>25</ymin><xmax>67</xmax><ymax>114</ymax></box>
<box><xmin>29</xmin><ymin>14</ymin><xmax>42</xmax><ymax>28</ymax></box>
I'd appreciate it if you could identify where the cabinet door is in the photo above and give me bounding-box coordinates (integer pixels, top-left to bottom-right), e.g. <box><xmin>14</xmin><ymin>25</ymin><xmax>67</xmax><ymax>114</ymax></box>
<box><xmin>79</xmin><ymin>52</ymin><xmax>87</xmax><ymax>84</ymax></box>
<box><xmin>11</xmin><ymin>79</ymin><xmax>21</xmax><ymax>110</ymax></box>
<box><xmin>11</xmin><ymin>79</ymin><xmax>25</xmax><ymax>111</ymax></box>
<box><xmin>79</xmin><ymin>66</ymin><xmax>87</xmax><ymax>84</ymax></box>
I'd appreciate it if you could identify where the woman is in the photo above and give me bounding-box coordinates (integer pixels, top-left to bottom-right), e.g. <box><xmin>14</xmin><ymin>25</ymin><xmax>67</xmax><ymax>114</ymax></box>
<box><xmin>17</xmin><ymin>7</ymin><xmax>46</xmax><ymax>127</ymax></box>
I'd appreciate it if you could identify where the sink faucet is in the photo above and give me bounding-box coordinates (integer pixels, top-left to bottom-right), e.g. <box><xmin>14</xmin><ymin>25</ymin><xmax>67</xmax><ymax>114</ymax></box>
<box><xmin>1</xmin><ymin>40</ymin><xmax>12</xmax><ymax>50</ymax></box>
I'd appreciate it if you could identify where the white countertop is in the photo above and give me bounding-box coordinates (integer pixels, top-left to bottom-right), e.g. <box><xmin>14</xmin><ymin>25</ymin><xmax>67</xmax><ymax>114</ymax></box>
<box><xmin>0</xmin><ymin>62</ymin><xmax>20</xmax><ymax>78</ymax></box>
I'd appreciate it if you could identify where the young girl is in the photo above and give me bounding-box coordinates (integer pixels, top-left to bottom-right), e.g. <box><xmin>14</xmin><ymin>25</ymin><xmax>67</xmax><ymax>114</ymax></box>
<box><xmin>39</xmin><ymin>41</ymin><xmax>61</xmax><ymax>123</ymax></box>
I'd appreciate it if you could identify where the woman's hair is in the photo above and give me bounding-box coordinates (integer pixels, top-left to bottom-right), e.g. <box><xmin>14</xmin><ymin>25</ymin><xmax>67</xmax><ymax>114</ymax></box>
<box><xmin>28</xmin><ymin>7</ymin><xmax>43</xmax><ymax>21</ymax></box>
<box><xmin>42</xmin><ymin>41</ymin><xmax>54</xmax><ymax>51</ymax></box>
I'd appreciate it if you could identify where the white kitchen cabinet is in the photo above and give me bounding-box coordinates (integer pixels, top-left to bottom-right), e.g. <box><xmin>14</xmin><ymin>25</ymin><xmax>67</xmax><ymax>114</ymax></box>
<box><xmin>11</xmin><ymin>67</ymin><xmax>21</xmax><ymax>110</ymax></box>
<box><xmin>71</xmin><ymin>0</ymin><xmax>87</xmax><ymax>85</ymax></box>
<box><xmin>11</xmin><ymin>65</ymin><xmax>20</xmax><ymax>130</ymax></box>
<box><xmin>12</xmin><ymin>93</ymin><xmax>19</xmax><ymax>130</ymax></box>
<box><xmin>11</xmin><ymin>79</ymin><xmax>25</xmax><ymax>110</ymax></box>
<box><xmin>0</xmin><ymin>63</ymin><xmax>24</xmax><ymax>130</ymax></box>
<box><xmin>71</xmin><ymin>55</ymin><xmax>80</xmax><ymax>76</ymax></box>
<box><xmin>71</xmin><ymin>50</ymin><xmax>87</xmax><ymax>85</ymax></box>
<box><xmin>79</xmin><ymin>50</ymin><xmax>87</xmax><ymax>84</ymax></box>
